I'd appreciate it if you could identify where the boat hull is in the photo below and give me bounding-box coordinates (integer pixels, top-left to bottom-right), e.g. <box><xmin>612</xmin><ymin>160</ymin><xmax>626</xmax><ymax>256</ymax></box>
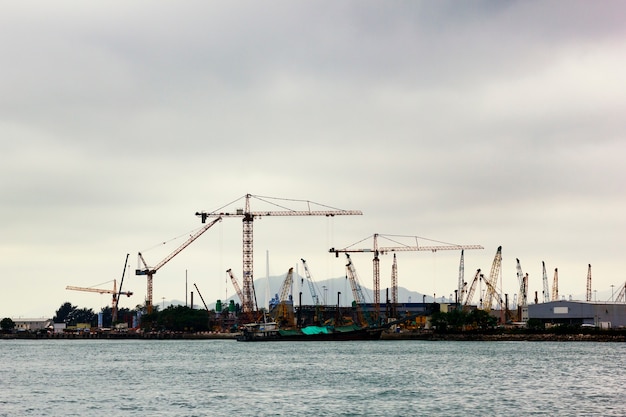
<box><xmin>237</xmin><ymin>325</ymin><xmax>383</xmax><ymax>342</ymax></box>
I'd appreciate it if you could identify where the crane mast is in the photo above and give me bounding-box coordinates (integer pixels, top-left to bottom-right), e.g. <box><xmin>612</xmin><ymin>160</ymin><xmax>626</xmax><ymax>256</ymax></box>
<box><xmin>552</xmin><ymin>268</ymin><xmax>559</xmax><ymax>301</ymax></box>
<box><xmin>301</xmin><ymin>258</ymin><xmax>321</xmax><ymax>305</ymax></box>
<box><xmin>586</xmin><ymin>264</ymin><xmax>592</xmax><ymax>302</ymax></box>
<box><xmin>542</xmin><ymin>261</ymin><xmax>550</xmax><ymax>303</ymax></box>
<box><xmin>482</xmin><ymin>246</ymin><xmax>502</xmax><ymax>312</ymax></box>
<box><xmin>136</xmin><ymin>217</ymin><xmax>222</xmax><ymax>313</ymax></box>
<box><xmin>391</xmin><ymin>253</ymin><xmax>398</xmax><ymax>307</ymax></box>
<box><xmin>457</xmin><ymin>250</ymin><xmax>465</xmax><ymax>305</ymax></box>
<box><xmin>196</xmin><ymin>194</ymin><xmax>362</xmax><ymax>314</ymax></box>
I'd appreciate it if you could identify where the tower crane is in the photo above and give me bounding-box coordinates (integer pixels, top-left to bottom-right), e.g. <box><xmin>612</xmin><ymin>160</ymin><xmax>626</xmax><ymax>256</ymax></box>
<box><xmin>330</xmin><ymin>234</ymin><xmax>483</xmax><ymax>321</ymax></box>
<box><xmin>552</xmin><ymin>268</ymin><xmax>559</xmax><ymax>301</ymax></box>
<box><xmin>196</xmin><ymin>194</ymin><xmax>362</xmax><ymax>314</ymax></box>
<box><xmin>482</xmin><ymin>246</ymin><xmax>502</xmax><ymax>312</ymax></box>
<box><xmin>226</xmin><ymin>268</ymin><xmax>245</xmax><ymax>308</ymax></box>
<box><xmin>136</xmin><ymin>217</ymin><xmax>222</xmax><ymax>313</ymax></box>
<box><xmin>301</xmin><ymin>258</ymin><xmax>321</xmax><ymax>305</ymax></box>
<box><xmin>542</xmin><ymin>261</ymin><xmax>550</xmax><ymax>303</ymax></box>
<box><xmin>66</xmin><ymin>279</ymin><xmax>133</xmax><ymax>324</ymax></box>
<box><xmin>586</xmin><ymin>264</ymin><xmax>592</xmax><ymax>302</ymax></box>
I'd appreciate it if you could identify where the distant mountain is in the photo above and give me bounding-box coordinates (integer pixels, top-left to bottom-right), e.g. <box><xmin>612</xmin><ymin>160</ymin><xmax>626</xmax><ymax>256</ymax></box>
<box><xmin>162</xmin><ymin>272</ymin><xmax>447</xmax><ymax>311</ymax></box>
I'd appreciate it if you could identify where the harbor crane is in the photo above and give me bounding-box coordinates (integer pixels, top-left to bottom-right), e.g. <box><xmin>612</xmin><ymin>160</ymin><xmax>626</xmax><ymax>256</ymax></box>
<box><xmin>330</xmin><ymin>234</ymin><xmax>483</xmax><ymax>320</ymax></box>
<box><xmin>136</xmin><ymin>217</ymin><xmax>222</xmax><ymax>313</ymax></box>
<box><xmin>66</xmin><ymin>279</ymin><xmax>133</xmax><ymax>324</ymax></box>
<box><xmin>196</xmin><ymin>194</ymin><xmax>362</xmax><ymax>314</ymax></box>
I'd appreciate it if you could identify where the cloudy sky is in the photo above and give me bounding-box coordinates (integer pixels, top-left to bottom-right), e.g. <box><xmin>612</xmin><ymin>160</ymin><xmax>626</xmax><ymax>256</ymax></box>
<box><xmin>2</xmin><ymin>1</ymin><xmax>625</xmax><ymax>318</ymax></box>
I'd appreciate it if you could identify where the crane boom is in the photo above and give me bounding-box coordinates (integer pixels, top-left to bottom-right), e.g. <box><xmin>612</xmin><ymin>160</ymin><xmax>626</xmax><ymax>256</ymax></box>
<box><xmin>226</xmin><ymin>269</ymin><xmax>245</xmax><ymax>308</ymax></box>
<box><xmin>615</xmin><ymin>282</ymin><xmax>626</xmax><ymax>303</ymax></box>
<box><xmin>196</xmin><ymin>194</ymin><xmax>362</xmax><ymax>314</ymax></box>
<box><xmin>135</xmin><ymin>217</ymin><xmax>222</xmax><ymax>313</ymax></box>
<box><xmin>278</xmin><ymin>268</ymin><xmax>294</xmax><ymax>303</ymax></box>
<box><xmin>300</xmin><ymin>259</ymin><xmax>320</xmax><ymax>305</ymax></box>
<box><xmin>114</xmin><ymin>254</ymin><xmax>130</xmax><ymax>322</ymax></box>
<box><xmin>345</xmin><ymin>254</ymin><xmax>368</xmax><ymax>326</ymax></box>
<box><xmin>193</xmin><ymin>283</ymin><xmax>210</xmax><ymax>312</ymax></box>
<box><xmin>515</xmin><ymin>258</ymin><xmax>527</xmax><ymax>308</ymax></box>
<box><xmin>463</xmin><ymin>269</ymin><xmax>481</xmax><ymax>307</ymax></box>
<box><xmin>482</xmin><ymin>246</ymin><xmax>502</xmax><ymax>312</ymax></box>
<box><xmin>66</xmin><ymin>284</ymin><xmax>133</xmax><ymax>296</ymax></box>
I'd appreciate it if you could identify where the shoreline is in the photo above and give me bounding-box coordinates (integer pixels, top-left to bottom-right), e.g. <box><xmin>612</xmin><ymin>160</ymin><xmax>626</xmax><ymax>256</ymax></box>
<box><xmin>3</xmin><ymin>331</ymin><xmax>625</xmax><ymax>342</ymax></box>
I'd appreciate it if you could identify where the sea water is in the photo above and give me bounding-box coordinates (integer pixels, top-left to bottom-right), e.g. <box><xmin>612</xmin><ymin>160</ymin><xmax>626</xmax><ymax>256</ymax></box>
<box><xmin>1</xmin><ymin>339</ymin><xmax>624</xmax><ymax>416</ymax></box>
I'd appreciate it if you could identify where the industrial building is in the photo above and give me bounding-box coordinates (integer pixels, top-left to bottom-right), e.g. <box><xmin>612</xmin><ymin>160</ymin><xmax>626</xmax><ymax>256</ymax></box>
<box><xmin>528</xmin><ymin>300</ymin><xmax>626</xmax><ymax>328</ymax></box>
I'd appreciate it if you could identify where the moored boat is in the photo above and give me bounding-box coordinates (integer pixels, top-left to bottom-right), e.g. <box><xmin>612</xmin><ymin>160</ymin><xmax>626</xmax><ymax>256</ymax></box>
<box><xmin>236</xmin><ymin>322</ymin><xmax>383</xmax><ymax>342</ymax></box>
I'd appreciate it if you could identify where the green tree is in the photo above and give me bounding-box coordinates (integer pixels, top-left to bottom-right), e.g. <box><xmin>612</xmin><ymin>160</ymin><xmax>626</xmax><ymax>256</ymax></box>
<box><xmin>53</xmin><ymin>302</ymin><xmax>77</xmax><ymax>323</ymax></box>
<box><xmin>1</xmin><ymin>317</ymin><xmax>15</xmax><ymax>332</ymax></box>
<box><xmin>67</xmin><ymin>308</ymin><xmax>96</xmax><ymax>326</ymax></box>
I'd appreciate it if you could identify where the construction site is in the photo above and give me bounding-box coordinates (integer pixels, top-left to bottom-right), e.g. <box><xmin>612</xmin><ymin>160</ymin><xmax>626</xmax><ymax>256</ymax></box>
<box><xmin>57</xmin><ymin>194</ymin><xmax>626</xmax><ymax>336</ymax></box>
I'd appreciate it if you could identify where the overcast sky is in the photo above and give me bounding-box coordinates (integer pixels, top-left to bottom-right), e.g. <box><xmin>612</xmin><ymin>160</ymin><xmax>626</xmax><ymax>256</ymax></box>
<box><xmin>2</xmin><ymin>1</ymin><xmax>625</xmax><ymax>318</ymax></box>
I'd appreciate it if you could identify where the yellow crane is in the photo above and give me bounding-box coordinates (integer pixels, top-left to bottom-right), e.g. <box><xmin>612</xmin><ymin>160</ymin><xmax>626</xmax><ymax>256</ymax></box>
<box><xmin>66</xmin><ymin>279</ymin><xmax>133</xmax><ymax>323</ymax></box>
<box><xmin>196</xmin><ymin>194</ymin><xmax>362</xmax><ymax>314</ymax></box>
<box><xmin>273</xmin><ymin>267</ymin><xmax>295</xmax><ymax>325</ymax></box>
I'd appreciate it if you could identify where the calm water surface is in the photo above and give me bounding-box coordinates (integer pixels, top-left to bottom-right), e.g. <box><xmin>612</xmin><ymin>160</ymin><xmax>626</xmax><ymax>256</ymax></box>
<box><xmin>1</xmin><ymin>339</ymin><xmax>624</xmax><ymax>416</ymax></box>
